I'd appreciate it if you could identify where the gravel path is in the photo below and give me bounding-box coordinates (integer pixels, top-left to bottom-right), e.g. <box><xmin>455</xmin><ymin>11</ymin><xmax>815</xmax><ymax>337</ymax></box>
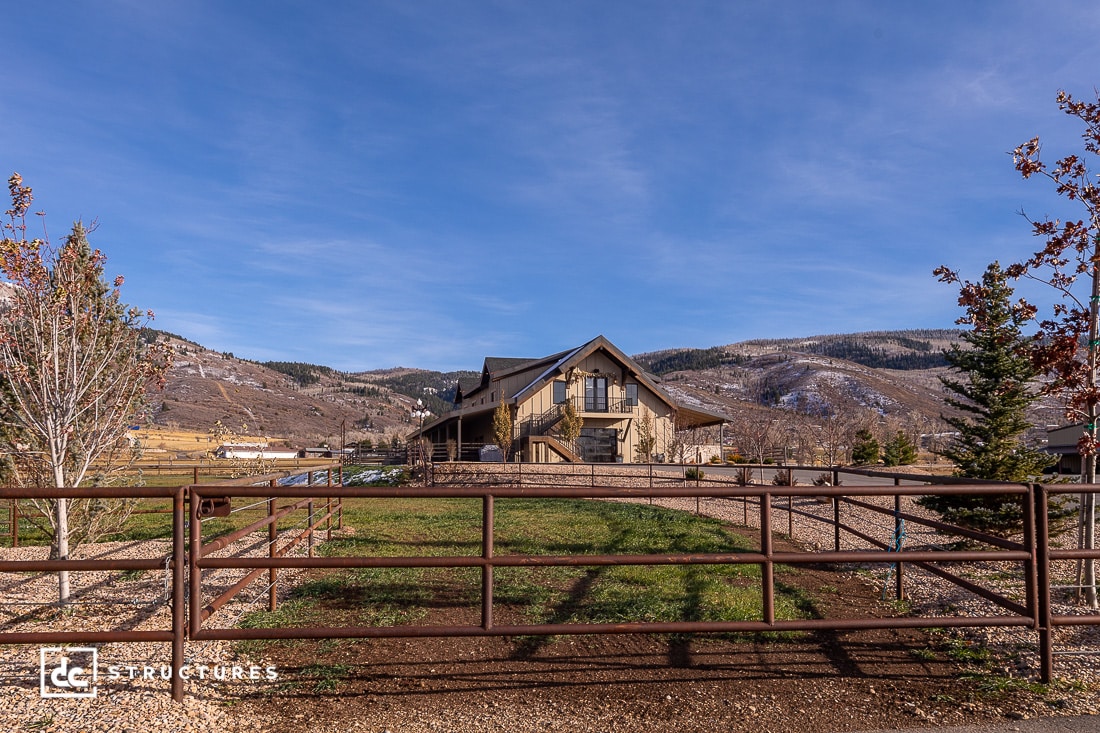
<box><xmin>0</xmin><ymin>530</ymin><xmax>316</xmax><ymax>732</ymax></box>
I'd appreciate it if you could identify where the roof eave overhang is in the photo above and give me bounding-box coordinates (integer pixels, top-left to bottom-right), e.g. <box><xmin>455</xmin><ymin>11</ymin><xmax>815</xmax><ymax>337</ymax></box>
<box><xmin>675</xmin><ymin>404</ymin><xmax>730</xmax><ymax>429</ymax></box>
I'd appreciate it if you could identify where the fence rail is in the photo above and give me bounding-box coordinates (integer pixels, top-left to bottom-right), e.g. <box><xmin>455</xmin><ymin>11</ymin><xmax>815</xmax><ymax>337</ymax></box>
<box><xmin>1</xmin><ymin>464</ymin><xmax>1098</xmax><ymax>701</ymax></box>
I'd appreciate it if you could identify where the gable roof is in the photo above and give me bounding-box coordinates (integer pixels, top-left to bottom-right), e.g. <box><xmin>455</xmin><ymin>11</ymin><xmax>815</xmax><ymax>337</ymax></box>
<box><xmin>435</xmin><ymin>335</ymin><xmax>729</xmax><ymax>435</ymax></box>
<box><xmin>457</xmin><ymin>349</ymin><xmax>577</xmax><ymax>404</ymax></box>
<box><xmin>509</xmin><ymin>335</ymin><xmax>671</xmax><ymax>406</ymax></box>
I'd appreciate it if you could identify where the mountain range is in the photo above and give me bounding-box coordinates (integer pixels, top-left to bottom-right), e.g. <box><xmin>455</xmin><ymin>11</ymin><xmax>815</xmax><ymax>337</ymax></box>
<box><xmin>144</xmin><ymin>328</ymin><xmax>1062</xmax><ymax>449</ymax></box>
<box><xmin>0</xmin><ymin>282</ymin><xmax>1061</xmax><ymax>448</ymax></box>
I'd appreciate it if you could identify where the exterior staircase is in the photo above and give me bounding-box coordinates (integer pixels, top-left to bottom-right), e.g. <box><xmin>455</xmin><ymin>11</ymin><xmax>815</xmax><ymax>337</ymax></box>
<box><xmin>528</xmin><ymin>435</ymin><xmax>582</xmax><ymax>462</ymax></box>
<box><xmin>519</xmin><ymin>404</ymin><xmax>581</xmax><ymax>462</ymax></box>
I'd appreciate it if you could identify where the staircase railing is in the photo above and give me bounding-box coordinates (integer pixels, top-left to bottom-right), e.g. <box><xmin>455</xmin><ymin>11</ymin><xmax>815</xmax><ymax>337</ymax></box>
<box><xmin>519</xmin><ymin>403</ymin><xmax>564</xmax><ymax>438</ymax></box>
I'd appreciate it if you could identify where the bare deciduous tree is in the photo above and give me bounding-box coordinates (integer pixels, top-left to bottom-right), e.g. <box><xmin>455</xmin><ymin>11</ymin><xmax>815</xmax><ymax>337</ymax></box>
<box><xmin>816</xmin><ymin>412</ymin><xmax>855</xmax><ymax>466</ymax></box>
<box><xmin>207</xmin><ymin>421</ymin><xmax>276</xmax><ymax>478</ymax></box>
<box><xmin>634</xmin><ymin>410</ymin><xmax>656</xmax><ymax>463</ymax></box>
<box><xmin>0</xmin><ymin>173</ymin><xmax>171</xmax><ymax>606</ymax></box>
<box><xmin>558</xmin><ymin>400</ymin><xmax>583</xmax><ymax>453</ymax></box>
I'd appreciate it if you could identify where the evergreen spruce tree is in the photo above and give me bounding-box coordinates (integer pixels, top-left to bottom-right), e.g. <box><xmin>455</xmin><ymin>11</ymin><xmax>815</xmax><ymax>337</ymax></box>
<box><xmin>850</xmin><ymin>429</ymin><xmax>880</xmax><ymax>466</ymax></box>
<box><xmin>920</xmin><ymin>262</ymin><xmax>1054</xmax><ymax>534</ymax></box>
<box><xmin>882</xmin><ymin>431</ymin><xmax>918</xmax><ymax>467</ymax></box>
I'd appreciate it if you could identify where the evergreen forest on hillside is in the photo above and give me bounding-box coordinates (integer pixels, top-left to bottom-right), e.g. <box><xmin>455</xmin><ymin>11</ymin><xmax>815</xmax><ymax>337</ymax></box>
<box><xmin>637</xmin><ymin>330</ymin><xmax>959</xmax><ymax>375</ymax></box>
<box><xmin>262</xmin><ymin>361</ymin><xmax>335</xmax><ymax>386</ymax></box>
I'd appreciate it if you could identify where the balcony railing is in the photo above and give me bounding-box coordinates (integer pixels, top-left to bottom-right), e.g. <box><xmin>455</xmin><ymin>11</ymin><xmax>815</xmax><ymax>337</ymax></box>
<box><xmin>573</xmin><ymin>396</ymin><xmax>635</xmax><ymax>415</ymax></box>
<box><xmin>518</xmin><ymin>398</ymin><xmax>636</xmax><ymax>441</ymax></box>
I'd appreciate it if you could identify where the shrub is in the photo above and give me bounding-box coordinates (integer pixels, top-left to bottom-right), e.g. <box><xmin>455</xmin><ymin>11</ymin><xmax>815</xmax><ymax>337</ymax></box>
<box><xmin>771</xmin><ymin>470</ymin><xmax>797</xmax><ymax>486</ymax></box>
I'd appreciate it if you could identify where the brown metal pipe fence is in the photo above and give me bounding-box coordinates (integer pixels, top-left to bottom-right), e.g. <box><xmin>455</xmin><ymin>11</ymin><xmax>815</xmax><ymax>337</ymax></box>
<box><xmin>185</xmin><ymin>480</ymin><xmax>1084</xmax><ymax>686</ymax></box>
<box><xmin>1</xmin><ymin>469</ymin><xmax>1099</xmax><ymax>700</ymax></box>
<box><xmin>0</xmin><ymin>485</ymin><xmax>187</xmax><ymax>699</ymax></box>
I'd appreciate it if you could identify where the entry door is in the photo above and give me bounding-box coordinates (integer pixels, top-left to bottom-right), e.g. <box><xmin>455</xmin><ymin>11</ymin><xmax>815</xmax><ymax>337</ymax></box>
<box><xmin>584</xmin><ymin>376</ymin><xmax>608</xmax><ymax>412</ymax></box>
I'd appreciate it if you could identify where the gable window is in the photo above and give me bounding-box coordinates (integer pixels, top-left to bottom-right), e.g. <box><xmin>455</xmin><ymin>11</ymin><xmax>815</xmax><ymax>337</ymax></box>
<box><xmin>625</xmin><ymin>383</ymin><xmax>638</xmax><ymax>407</ymax></box>
<box><xmin>553</xmin><ymin>380</ymin><xmax>567</xmax><ymax>405</ymax></box>
<box><xmin>584</xmin><ymin>376</ymin><xmax>608</xmax><ymax>412</ymax></box>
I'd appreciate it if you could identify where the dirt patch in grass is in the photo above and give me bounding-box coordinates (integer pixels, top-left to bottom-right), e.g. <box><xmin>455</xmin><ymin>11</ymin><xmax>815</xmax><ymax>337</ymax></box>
<box><xmin>230</xmin><ymin>540</ymin><xmax>1094</xmax><ymax>733</ymax></box>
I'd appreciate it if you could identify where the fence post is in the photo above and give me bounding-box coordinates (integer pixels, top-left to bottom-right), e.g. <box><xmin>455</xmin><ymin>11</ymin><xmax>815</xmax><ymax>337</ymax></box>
<box><xmin>188</xmin><ymin>487</ymin><xmax>203</xmax><ymax>639</ymax></box>
<box><xmin>787</xmin><ymin>494</ymin><xmax>793</xmax><ymax>538</ymax></box>
<box><xmin>307</xmin><ymin>499</ymin><xmax>315</xmax><ymax>558</ymax></box>
<box><xmin>268</xmin><ymin>478</ymin><xmax>277</xmax><ymax>613</ymax></box>
<box><xmin>482</xmin><ymin>494</ymin><xmax>494</xmax><ymax>631</ymax></box>
<box><xmin>894</xmin><ymin>492</ymin><xmax>905</xmax><ymax>601</ymax></box>
<box><xmin>326</xmin><ymin>471</ymin><xmax>333</xmax><ymax>542</ymax></box>
<box><xmin>761</xmin><ymin>492</ymin><xmax>774</xmax><ymax>625</ymax></box>
<box><xmin>1023</xmin><ymin>482</ymin><xmax>1039</xmax><ymax>626</ymax></box>
<box><xmin>1034</xmin><ymin>483</ymin><xmax>1054</xmax><ymax>683</ymax></box>
<box><xmin>11</xmin><ymin>500</ymin><xmax>18</xmax><ymax>548</ymax></box>
<box><xmin>171</xmin><ymin>486</ymin><xmax>185</xmax><ymax>702</ymax></box>
<box><xmin>833</xmin><ymin>495</ymin><xmax>840</xmax><ymax>552</ymax></box>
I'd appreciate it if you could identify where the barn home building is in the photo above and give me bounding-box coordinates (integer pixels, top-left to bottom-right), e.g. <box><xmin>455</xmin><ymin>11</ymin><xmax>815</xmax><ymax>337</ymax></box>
<box><xmin>411</xmin><ymin>335</ymin><xmax>726</xmax><ymax>463</ymax></box>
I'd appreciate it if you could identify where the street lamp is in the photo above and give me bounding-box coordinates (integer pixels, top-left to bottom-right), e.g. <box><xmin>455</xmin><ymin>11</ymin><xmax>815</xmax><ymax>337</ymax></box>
<box><xmin>410</xmin><ymin>398</ymin><xmax>433</xmax><ymax>465</ymax></box>
<box><xmin>411</xmin><ymin>398</ymin><xmax>432</xmax><ymax>437</ymax></box>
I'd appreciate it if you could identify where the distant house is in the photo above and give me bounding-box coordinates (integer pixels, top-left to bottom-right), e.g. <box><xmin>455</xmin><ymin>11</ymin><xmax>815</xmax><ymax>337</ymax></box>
<box><xmin>1045</xmin><ymin>424</ymin><xmax>1085</xmax><ymax>475</ymax></box>
<box><xmin>300</xmin><ymin>447</ymin><xmax>355</xmax><ymax>459</ymax></box>
<box><xmin>214</xmin><ymin>443</ymin><xmax>298</xmax><ymax>460</ymax></box>
<box><xmin>410</xmin><ymin>335</ymin><xmax>728</xmax><ymax>463</ymax></box>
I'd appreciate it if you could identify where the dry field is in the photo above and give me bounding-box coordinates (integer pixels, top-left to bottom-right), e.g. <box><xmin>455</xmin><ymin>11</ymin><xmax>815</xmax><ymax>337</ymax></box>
<box><xmin>133</xmin><ymin>427</ymin><xmax>281</xmax><ymax>458</ymax></box>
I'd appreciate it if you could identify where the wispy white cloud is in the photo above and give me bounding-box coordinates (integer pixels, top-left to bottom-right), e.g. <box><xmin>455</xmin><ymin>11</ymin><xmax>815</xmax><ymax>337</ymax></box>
<box><xmin>8</xmin><ymin>1</ymin><xmax>1100</xmax><ymax>369</ymax></box>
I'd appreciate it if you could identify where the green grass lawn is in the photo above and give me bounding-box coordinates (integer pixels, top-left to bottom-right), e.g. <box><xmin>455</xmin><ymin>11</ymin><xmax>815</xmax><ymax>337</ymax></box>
<box><xmin>238</xmin><ymin>496</ymin><xmax>814</xmax><ymax>637</ymax></box>
<box><xmin>5</xmin><ymin>468</ymin><xmax>816</xmax><ymax>639</ymax></box>
<box><xmin>4</xmin><ymin>465</ymin><xmax>407</xmax><ymax>545</ymax></box>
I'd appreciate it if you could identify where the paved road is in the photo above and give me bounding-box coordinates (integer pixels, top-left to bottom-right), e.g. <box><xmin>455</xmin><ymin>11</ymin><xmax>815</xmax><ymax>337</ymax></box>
<box><xmin>854</xmin><ymin>714</ymin><xmax>1100</xmax><ymax>732</ymax></box>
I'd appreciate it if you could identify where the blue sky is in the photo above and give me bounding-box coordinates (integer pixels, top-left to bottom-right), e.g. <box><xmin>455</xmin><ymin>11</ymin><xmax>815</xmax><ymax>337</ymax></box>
<box><xmin>4</xmin><ymin>1</ymin><xmax>1100</xmax><ymax>371</ymax></box>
